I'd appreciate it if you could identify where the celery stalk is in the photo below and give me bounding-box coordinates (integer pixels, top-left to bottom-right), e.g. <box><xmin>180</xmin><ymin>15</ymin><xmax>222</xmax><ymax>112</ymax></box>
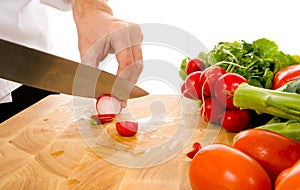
<box><xmin>233</xmin><ymin>83</ymin><xmax>300</xmax><ymax>120</ymax></box>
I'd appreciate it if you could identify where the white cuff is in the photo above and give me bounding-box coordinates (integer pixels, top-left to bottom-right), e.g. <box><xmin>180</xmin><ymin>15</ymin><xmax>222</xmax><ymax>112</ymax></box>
<box><xmin>0</xmin><ymin>93</ymin><xmax>13</xmax><ymax>103</ymax></box>
<box><xmin>0</xmin><ymin>79</ymin><xmax>22</xmax><ymax>103</ymax></box>
<box><xmin>40</xmin><ymin>0</ymin><xmax>73</xmax><ymax>11</ymax></box>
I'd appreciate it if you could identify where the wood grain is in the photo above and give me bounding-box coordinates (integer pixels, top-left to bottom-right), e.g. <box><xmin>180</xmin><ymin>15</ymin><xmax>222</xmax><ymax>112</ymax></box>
<box><xmin>0</xmin><ymin>94</ymin><xmax>235</xmax><ymax>189</ymax></box>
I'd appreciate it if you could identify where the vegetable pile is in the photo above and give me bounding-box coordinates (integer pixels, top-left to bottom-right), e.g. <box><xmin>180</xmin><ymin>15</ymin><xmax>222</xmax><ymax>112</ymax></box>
<box><xmin>180</xmin><ymin>37</ymin><xmax>300</xmax><ymax>135</ymax></box>
<box><xmin>182</xmin><ymin>37</ymin><xmax>300</xmax><ymax>189</ymax></box>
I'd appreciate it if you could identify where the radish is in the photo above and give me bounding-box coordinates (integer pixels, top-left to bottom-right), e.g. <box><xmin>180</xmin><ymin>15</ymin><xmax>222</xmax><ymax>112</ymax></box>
<box><xmin>96</xmin><ymin>94</ymin><xmax>123</xmax><ymax>115</ymax></box>
<box><xmin>94</xmin><ymin>94</ymin><xmax>140</xmax><ymax>136</ymax></box>
<box><xmin>184</xmin><ymin>71</ymin><xmax>203</xmax><ymax>100</ymax></box>
<box><xmin>90</xmin><ymin>114</ymin><xmax>115</xmax><ymax>124</ymax></box>
<box><xmin>116</xmin><ymin>121</ymin><xmax>138</xmax><ymax>137</ymax></box>
<box><xmin>186</xmin><ymin>58</ymin><xmax>206</xmax><ymax>75</ymax></box>
<box><xmin>214</xmin><ymin>73</ymin><xmax>248</xmax><ymax>109</ymax></box>
<box><xmin>186</xmin><ymin>142</ymin><xmax>202</xmax><ymax>159</ymax></box>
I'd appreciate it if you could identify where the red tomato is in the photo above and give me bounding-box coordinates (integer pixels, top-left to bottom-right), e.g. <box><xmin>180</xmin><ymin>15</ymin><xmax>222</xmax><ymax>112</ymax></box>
<box><xmin>275</xmin><ymin>159</ymin><xmax>300</xmax><ymax>190</ymax></box>
<box><xmin>275</xmin><ymin>167</ymin><xmax>292</xmax><ymax>188</ymax></box>
<box><xmin>185</xmin><ymin>71</ymin><xmax>203</xmax><ymax>100</ymax></box>
<box><xmin>233</xmin><ymin>129</ymin><xmax>300</xmax><ymax>183</ymax></box>
<box><xmin>186</xmin><ymin>58</ymin><xmax>206</xmax><ymax>75</ymax></box>
<box><xmin>200</xmin><ymin>97</ymin><xmax>225</xmax><ymax>123</ymax></box>
<box><xmin>214</xmin><ymin>73</ymin><xmax>248</xmax><ymax>109</ymax></box>
<box><xmin>272</xmin><ymin>64</ymin><xmax>300</xmax><ymax>90</ymax></box>
<box><xmin>189</xmin><ymin>144</ymin><xmax>272</xmax><ymax>190</ymax></box>
<box><xmin>199</xmin><ymin>66</ymin><xmax>226</xmax><ymax>97</ymax></box>
<box><xmin>220</xmin><ymin>109</ymin><xmax>250</xmax><ymax>132</ymax></box>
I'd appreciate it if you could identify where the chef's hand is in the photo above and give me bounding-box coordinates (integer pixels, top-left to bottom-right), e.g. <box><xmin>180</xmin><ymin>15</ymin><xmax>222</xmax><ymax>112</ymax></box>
<box><xmin>72</xmin><ymin>0</ymin><xmax>143</xmax><ymax>84</ymax></box>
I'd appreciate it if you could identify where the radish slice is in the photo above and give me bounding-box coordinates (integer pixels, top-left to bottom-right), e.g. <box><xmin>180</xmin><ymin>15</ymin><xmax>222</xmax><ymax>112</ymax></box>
<box><xmin>186</xmin><ymin>142</ymin><xmax>202</xmax><ymax>159</ymax></box>
<box><xmin>90</xmin><ymin>114</ymin><xmax>115</xmax><ymax>124</ymax></box>
<box><xmin>96</xmin><ymin>94</ymin><xmax>122</xmax><ymax>115</ymax></box>
<box><xmin>116</xmin><ymin>121</ymin><xmax>138</xmax><ymax>137</ymax></box>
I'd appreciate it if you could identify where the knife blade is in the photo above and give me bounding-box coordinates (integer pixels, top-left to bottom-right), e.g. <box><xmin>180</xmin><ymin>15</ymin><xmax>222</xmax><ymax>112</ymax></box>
<box><xmin>0</xmin><ymin>38</ymin><xmax>148</xmax><ymax>100</ymax></box>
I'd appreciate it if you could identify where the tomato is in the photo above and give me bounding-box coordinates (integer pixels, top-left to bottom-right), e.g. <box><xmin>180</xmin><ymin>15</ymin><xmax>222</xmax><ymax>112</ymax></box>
<box><xmin>233</xmin><ymin>129</ymin><xmax>300</xmax><ymax>183</ymax></box>
<box><xmin>275</xmin><ymin>167</ymin><xmax>292</xmax><ymax>188</ymax></box>
<box><xmin>214</xmin><ymin>73</ymin><xmax>248</xmax><ymax>109</ymax></box>
<box><xmin>199</xmin><ymin>66</ymin><xmax>226</xmax><ymax>97</ymax></box>
<box><xmin>220</xmin><ymin>109</ymin><xmax>250</xmax><ymax>132</ymax></box>
<box><xmin>275</xmin><ymin>159</ymin><xmax>300</xmax><ymax>190</ymax></box>
<box><xmin>189</xmin><ymin>144</ymin><xmax>272</xmax><ymax>190</ymax></box>
<box><xmin>200</xmin><ymin>97</ymin><xmax>225</xmax><ymax>123</ymax></box>
<box><xmin>185</xmin><ymin>71</ymin><xmax>203</xmax><ymax>100</ymax></box>
<box><xmin>186</xmin><ymin>58</ymin><xmax>206</xmax><ymax>75</ymax></box>
<box><xmin>272</xmin><ymin>64</ymin><xmax>300</xmax><ymax>90</ymax></box>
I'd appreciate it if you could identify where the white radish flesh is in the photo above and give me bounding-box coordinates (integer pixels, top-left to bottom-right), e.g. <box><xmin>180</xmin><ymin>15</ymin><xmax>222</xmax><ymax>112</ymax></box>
<box><xmin>96</xmin><ymin>94</ymin><xmax>122</xmax><ymax>115</ymax></box>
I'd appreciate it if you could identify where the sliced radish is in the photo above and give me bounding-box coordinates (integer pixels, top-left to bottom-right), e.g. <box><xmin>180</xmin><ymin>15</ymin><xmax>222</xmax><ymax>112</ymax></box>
<box><xmin>116</xmin><ymin>121</ymin><xmax>138</xmax><ymax>137</ymax></box>
<box><xmin>90</xmin><ymin>114</ymin><xmax>115</xmax><ymax>124</ymax></box>
<box><xmin>186</xmin><ymin>142</ymin><xmax>202</xmax><ymax>159</ymax></box>
<box><xmin>96</xmin><ymin>94</ymin><xmax>122</xmax><ymax>115</ymax></box>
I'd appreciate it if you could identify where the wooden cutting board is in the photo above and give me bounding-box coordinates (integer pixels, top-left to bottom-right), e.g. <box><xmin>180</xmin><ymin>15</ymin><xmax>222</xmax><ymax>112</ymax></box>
<box><xmin>0</xmin><ymin>94</ymin><xmax>235</xmax><ymax>190</ymax></box>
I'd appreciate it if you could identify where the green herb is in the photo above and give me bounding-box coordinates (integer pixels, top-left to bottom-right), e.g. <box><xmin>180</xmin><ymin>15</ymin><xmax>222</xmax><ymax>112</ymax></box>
<box><xmin>89</xmin><ymin>118</ymin><xmax>99</xmax><ymax>126</ymax></box>
<box><xmin>179</xmin><ymin>57</ymin><xmax>188</xmax><ymax>80</ymax></box>
<box><xmin>209</xmin><ymin>38</ymin><xmax>299</xmax><ymax>89</ymax></box>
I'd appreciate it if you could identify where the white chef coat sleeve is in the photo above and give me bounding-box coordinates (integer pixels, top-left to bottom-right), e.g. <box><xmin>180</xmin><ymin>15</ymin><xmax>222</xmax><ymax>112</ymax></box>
<box><xmin>0</xmin><ymin>79</ymin><xmax>22</xmax><ymax>103</ymax></box>
<box><xmin>40</xmin><ymin>0</ymin><xmax>73</xmax><ymax>11</ymax></box>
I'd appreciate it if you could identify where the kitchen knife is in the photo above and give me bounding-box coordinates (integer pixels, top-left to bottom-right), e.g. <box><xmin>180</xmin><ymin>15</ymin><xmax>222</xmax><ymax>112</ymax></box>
<box><xmin>0</xmin><ymin>38</ymin><xmax>148</xmax><ymax>100</ymax></box>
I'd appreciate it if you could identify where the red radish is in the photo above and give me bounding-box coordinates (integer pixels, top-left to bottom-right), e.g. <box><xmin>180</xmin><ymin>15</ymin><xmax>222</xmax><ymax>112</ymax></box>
<box><xmin>96</xmin><ymin>94</ymin><xmax>122</xmax><ymax>115</ymax></box>
<box><xmin>199</xmin><ymin>66</ymin><xmax>226</xmax><ymax>97</ymax></box>
<box><xmin>200</xmin><ymin>97</ymin><xmax>225</xmax><ymax>123</ymax></box>
<box><xmin>214</xmin><ymin>73</ymin><xmax>248</xmax><ymax>109</ymax></box>
<box><xmin>185</xmin><ymin>71</ymin><xmax>203</xmax><ymax>100</ymax></box>
<box><xmin>90</xmin><ymin>114</ymin><xmax>115</xmax><ymax>124</ymax></box>
<box><xmin>220</xmin><ymin>109</ymin><xmax>250</xmax><ymax>132</ymax></box>
<box><xmin>116</xmin><ymin>121</ymin><xmax>138</xmax><ymax>137</ymax></box>
<box><xmin>186</xmin><ymin>58</ymin><xmax>206</xmax><ymax>75</ymax></box>
<box><xmin>181</xmin><ymin>82</ymin><xmax>194</xmax><ymax>99</ymax></box>
<box><xmin>186</xmin><ymin>142</ymin><xmax>202</xmax><ymax>159</ymax></box>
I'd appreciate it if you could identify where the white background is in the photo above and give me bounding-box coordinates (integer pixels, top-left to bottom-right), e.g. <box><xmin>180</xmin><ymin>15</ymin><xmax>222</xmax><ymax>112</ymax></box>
<box><xmin>46</xmin><ymin>0</ymin><xmax>300</xmax><ymax>94</ymax></box>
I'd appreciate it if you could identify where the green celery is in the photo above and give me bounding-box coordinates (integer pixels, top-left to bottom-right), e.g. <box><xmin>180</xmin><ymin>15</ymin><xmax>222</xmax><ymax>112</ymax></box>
<box><xmin>233</xmin><ymin>83</ymin><xmax>300</xmax><ymax>120</ymax></box>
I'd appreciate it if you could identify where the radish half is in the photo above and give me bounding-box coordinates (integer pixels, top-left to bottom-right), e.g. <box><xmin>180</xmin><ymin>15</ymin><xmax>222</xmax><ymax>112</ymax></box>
<box><xmin>96</xmin><ymin>94</ymin><xmax>123</xmax><ymax>115</ymax></box>
<box><xmin>116</xmin><ymin>121</ymin><xmax>138</xmax><ymax>137</ymax></box>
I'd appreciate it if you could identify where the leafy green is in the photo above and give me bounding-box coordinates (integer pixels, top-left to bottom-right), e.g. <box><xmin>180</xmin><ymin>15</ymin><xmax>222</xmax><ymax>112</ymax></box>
<box><xmin>257</xmin><ymin>119</ymin><xmax>300</xmax><ymax>142</ymax></box>
<box><xmin>282</xmin><ymin>78</ymin><xmax>300</xmax><ymax>94</ymax></box>
<box><xmin>179</xmin><ymin>57</ymin><xmax>188</xmax><ymax>80</ymax></box>
<box><xmin>181</xmin><ymin>38</ymin><xmax>299</xmax><ymax>89</ymax></box>
<box><xmin>179</xmin><ymin>38</ymin><xmax>300</xmax><ymax>88</ymax></box>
